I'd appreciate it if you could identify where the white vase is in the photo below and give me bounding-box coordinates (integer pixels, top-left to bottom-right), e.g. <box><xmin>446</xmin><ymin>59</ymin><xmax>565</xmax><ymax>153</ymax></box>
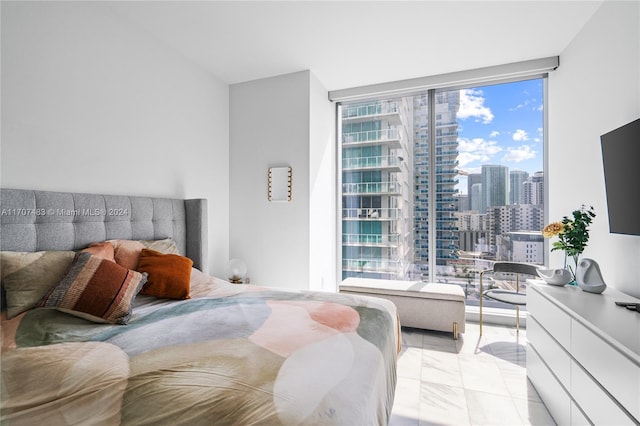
<box><xmin>575</xmin><ymin>258</ymin><xmax>607</xmax><ymax>294</ymax></box>
<box><xmin>537</xmin><ymin>268</ymin><xmax>573</xmax><ymax>286</ymax></box>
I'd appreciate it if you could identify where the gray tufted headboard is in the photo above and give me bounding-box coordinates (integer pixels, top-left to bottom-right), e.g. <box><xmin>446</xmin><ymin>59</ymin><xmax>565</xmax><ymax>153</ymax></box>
<box><xmin>0</xmin><ymin>189</ymin><xmax>208</xmax><ymax>273</ymax></box>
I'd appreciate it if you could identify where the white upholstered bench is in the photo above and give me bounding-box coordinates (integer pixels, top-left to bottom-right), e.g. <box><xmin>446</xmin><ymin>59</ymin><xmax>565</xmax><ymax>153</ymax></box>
<box><xmin>340</xmin><ymin>278</ymin><xmax>466</xmax><ymax>339</ymax></box>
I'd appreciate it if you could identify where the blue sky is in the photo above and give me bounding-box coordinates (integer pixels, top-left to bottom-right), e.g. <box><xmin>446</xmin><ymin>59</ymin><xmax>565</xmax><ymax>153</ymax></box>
<box><xmin>455</xmin><ymin>78</ymin><xmax>544</xmax><ymax>193</ymax></box>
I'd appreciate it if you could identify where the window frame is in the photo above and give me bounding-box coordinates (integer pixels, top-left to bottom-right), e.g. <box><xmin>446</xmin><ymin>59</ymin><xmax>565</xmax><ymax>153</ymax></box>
<box><xmin>335</xmin><ymin>71</ymin><xmax>550</xmax><ymax>301</ymax></box>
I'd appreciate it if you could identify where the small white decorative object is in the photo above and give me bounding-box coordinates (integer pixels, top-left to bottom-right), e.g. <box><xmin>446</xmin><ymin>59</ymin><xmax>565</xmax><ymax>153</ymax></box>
<box><xmin>575</xmin><ymin>258</ymin><xmax>607</xmax><ymax>294</ymax></box>
<box><xmin>225</xmin><ymin>259</ymin><xmax>248</xmax><ymax>284</ymax></box>
<box><xmin>537</xmin><ymin>268</ymin><xmax>573</xmax><ymax>286</ymax></box>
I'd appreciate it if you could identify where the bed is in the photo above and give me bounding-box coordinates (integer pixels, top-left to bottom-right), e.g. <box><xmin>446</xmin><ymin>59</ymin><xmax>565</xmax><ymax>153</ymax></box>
<box><xmin>0</xmin><ymin>188</ymin><xmax>399</xmax><ymax>425</ymax></box>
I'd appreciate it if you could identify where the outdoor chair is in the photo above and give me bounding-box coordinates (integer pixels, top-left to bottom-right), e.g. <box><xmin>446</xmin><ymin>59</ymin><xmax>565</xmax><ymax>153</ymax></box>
<box><xmin>479</xmin><ymin>262</ymin><xmax>542</xmax><ymax>336</ymax></box>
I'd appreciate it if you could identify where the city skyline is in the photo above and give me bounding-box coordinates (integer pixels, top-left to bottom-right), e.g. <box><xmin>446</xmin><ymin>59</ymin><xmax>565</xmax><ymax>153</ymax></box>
<box><xmin>340</xmin><ymin>79</ymin><xmax>546</xmax><ymax>287</ymax></box>
<box><xmin>455</xmin><ymin>79</ymin><xmax>544</xmax><ymax>195</ymax></box>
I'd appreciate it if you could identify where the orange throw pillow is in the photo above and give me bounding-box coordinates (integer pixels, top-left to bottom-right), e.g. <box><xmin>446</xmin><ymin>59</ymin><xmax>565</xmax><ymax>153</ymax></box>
<box><xmin>108</xmin><ymin>240</ymin><xmax>146</xmax><ymax>270</ymax></box>
<box><xmin>84</xmin><ymin>242</ymin><xmax>115</xmax><ymax>261</ymax></box>
<box><xmin>136</xmin><ymin>249</ymin><xmax>193</xmax><ymax>299</ymax></box>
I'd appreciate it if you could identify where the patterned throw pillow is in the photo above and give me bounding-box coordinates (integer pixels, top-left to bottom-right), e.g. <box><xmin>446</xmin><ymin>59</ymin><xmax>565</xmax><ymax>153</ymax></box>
<box><xmin>1</xmin><ymin>251</ymin><xmax>76</xmax><ymax>318</ymax></box>
<box><xmin>37</xmin><ymin>252</ymin><xmax>147</xmax><ymax>324</ymax></box>
<box><xmin>137</xmin><ymin>249</ymin><xmax>193</xmax><ymax>299</ymax></box>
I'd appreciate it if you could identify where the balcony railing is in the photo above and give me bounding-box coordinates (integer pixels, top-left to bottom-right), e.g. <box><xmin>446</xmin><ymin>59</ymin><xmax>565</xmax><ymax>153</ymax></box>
<box><xmin>342</xmin><ymin>155</ymin><xmax>403</xmax><ymax>170</ymax></box>
<box><xmin>436</xmin><ymin>159</ymin><xmax>459</xmax><ymax>166</ymax></box>
<box><xmin>342</xmin><ymin>258</ymin><xmax>400</xmax><ymax>273</ymax></box>
<box><xmin>342</xmin><ymin>129</ymin><xmax>399</xmax><ymax>145</ymax></box>
<box><xmin>342</xmin><ymin>101</ymin><xmax>400</xmax><ymax>119</ymax></box>
<box><xmin>343</xmin><ymin>208</ymin><xmax>402</xmax><ymax>220</ymax></box>
<box><xmin>342</xmin><ymin>181</ymin><xmax>401</xmax><ymax>195</ymax></box>
<box><xmin>342</xmin><ymin>233</ymin><xmax>400</xmax><ymax>245</ymax></box>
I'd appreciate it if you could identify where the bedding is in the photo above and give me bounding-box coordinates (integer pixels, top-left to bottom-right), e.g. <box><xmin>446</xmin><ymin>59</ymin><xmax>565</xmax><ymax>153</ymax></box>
<box><xmin>1</xmin><ymin>267</ymin><xmax>399</xmax><ymax>425</ymax></box>
<box><xmin>0</xmin><ymin>189</ymin><xmax>398</xmax><ymax>425</ymax></box>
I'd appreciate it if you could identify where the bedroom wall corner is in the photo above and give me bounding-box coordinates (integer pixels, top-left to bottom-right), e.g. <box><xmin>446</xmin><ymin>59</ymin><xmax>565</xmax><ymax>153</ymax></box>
<box><xmin>548</xmin><ymin>0</ymin><xmax>640</xmax><ymax>298</ymax></box>
<box><xmin>0</xmin><ymin>1</ymin><xmax>230</xmax><ymax>278</ymax></box>
<box><xmin>229</xmin><ymin>71</ymin><xmax>311</xmax><ymax>289</ymax></box>
<box><xmin>309</xmin><ymin>72</ymin><xmax>337</xmax><ymax>292</ymax></box>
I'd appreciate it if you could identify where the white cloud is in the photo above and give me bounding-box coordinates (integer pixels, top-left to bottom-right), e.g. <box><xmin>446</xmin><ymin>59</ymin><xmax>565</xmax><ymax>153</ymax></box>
<box><xmin>458</xmin><ymin>89</ymin><xmax>494</xmax><ymax>124</ymax></box>
<box><xmin>510</xmin><ymin>100</ymin><xmax>530</xmax><ymax>111</ymax></box>
<box><xmin>458</xmin><ymin>152</ymin><xmax>485</xmax><ymax>167</ymax></box>
<box><xmin>533</xmin><ymin>127</ymin><xmax>543</xmax><ymax>143</ymax></box>
<box><xmin>512</xmin><ymin>129</ymin><xmax>529</xmax><ymax>141</ymax></box>
<box><xmin>489</xmin><ymin>130</ymin><xmax>500</xmax><ymax>138</ymax></box>
<box><xmin>509</xmin><ymin>98</ymin><xmax>542</xmax><ymax>112</ymax></box>
<box><xmin>457</xmin><ymin>137</ymin><xmax>502</xmax><ymax>166</ymax></box>
<box><xmin>502</xmin><ymin>145</ymin><xmax>536</xmax><ymax>163</ymax></box>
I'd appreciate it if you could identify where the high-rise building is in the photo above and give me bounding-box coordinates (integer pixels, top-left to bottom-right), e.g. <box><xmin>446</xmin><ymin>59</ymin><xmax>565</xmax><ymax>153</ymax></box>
<box><xmin>524</xmin><ymin>171</ymin><xmax>544</xmax><ymax>205</ymax></box>
<box><xmin>495</xmin><ymin>231</ymin><xmax>544</xmax><ymax>263</ymax></box>
<box><xmin>456</xmin><ymin>210</ymin><xmax>491</xmax><ymax>252</ymax></box>
<box><xmin>481</xmin><ymin>165</ymin><xmax>509</xmax><ymax>213</ymax></box>
<box><xmin>457</xmin><ymin>194</ymin><xmax>469</xmax><ymax>212</ymax></box>
<box><xmin>471</xmin><ymin>183</ymin><xmax>482</xmax><ymax>212</ymax></box>
<box><xmin>413</xmin><ymin>91</ymin><xmax>460</xmax><ymax>279</ymax></box>
<box><xmin>467</xmin><ymin>173</ymin><xmax>482</xmax><ymax>211</ymax></box>
<box><xmin>341</xmin><ymin>99</ymin><xmax>413</xmax><ymax>280</ymax></box>
<box><xmin>487</xmin><ymin>204</ymin><xmax>544</xmax><ymax>248</ymax></box>
<box><xmin>510</xmin><ymin>170</ymin><xmax>529</xmax><ymax>205</ymax></box>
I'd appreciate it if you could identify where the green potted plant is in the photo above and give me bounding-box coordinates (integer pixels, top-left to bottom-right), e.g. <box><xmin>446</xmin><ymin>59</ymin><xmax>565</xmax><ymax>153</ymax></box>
<box><xmin>542</xmin><ymin>205</ymin><xmax>596</xmax><ymax>283</ymax></box>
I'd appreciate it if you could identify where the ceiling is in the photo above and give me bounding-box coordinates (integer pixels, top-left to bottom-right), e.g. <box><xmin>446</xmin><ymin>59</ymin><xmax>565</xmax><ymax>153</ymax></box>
<box><xmin>108</xmin><ymin>1</ymin><xmax>604</xmax><ymax>91</ymax></box>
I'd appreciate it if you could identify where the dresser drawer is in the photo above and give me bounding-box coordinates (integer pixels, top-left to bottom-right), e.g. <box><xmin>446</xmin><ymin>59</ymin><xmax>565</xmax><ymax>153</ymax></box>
<box><xmin>571</xmin><ymin>319</ymin><xmax>640</xmax><ymax>421</ymax></box>
<box><xmin>571</xmin><ymin>359</ymin><xmax>636</xmax><ymax>425</ymax></box>
<box><xmin>527</xmin><ymin>315</ymin><xmax>571</xmax><ymax>388</ymax></box>
<box><xmin>527</xmin><ymin>345</ymin><xmax>571</xmax><ymax>425</ymax></box>
<box><xmin>527</xmin><ymin>287</ymin><xmax>571</xmax><ymax>350</ymax></box>
<box><xmin>571</xmin><ymin>401</ymin><xmax>590</xmax><ymax>426</ymax></box>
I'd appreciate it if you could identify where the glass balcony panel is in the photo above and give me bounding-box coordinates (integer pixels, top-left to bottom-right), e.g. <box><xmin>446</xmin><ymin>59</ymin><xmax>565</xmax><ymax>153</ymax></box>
<box><xmin>342</xmin><ymin>258</ymin><xmax>401</xmax><ymax>273</ymax></box>
<box><xmin>342</xmin><ymin>101</ymin><xmax>400</xmax><ymax>119</ymax></box>
<box><xmin>342</xmin><ymin>128</ymin><xmax>399</xmax><ymax>145</ymax></box>
<box><xmin>342</xmin><ymin>208</ymin><xmax>401</xmax><ymax>220</ymax></box>
<box><xmin>342</xmin><ymin>233</ymin><xmax>400</xmax><ymax>245</ymax></box>
<box><xmin>342</xmin><ymin>155</ymin><xmax>402</xmax><ymax>170</ymax></box>
<box><xmin>342</xmin><ymin>181</ymin><xmax>402</xmax><ymax>194</ymax></box>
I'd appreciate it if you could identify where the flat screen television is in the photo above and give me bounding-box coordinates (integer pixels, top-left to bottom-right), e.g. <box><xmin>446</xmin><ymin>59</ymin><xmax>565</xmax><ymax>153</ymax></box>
<box><xmin>600</xmin><ymin>117</ymin><xmax>640</xmax><ymax>235</ymax></box>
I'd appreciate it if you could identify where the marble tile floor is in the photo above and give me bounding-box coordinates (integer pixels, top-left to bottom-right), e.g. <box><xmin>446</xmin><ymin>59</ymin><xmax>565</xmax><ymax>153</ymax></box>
<box><xmin>390</xmin><ymin>322</ymin><xmax>555</xmax><ymax>426</ymax></box>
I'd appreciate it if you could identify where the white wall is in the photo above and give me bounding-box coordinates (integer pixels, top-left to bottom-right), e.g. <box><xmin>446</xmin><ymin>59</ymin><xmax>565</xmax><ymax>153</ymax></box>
<box><xmin>549</xmin><ymin>1</ymin><xmax>640</xmax><ymax>297</ymax></box>
<box><xmin>229</xmin><ymin>70</ymin><xmax>335</xmax><ymax>290</ymax></box>
<box><xmin>229</xmin><ymin>71</ymin><xmax>310</xmax><ymax>289</ymax></box>
<box><xmin>309</xmin><ymin>72</ymin><xmax>337</xmax><ymax>292</ymax></box>
<box><xmin>0</xmin><ymin>2</ymin><xmax>230</xmax><ymax>276</ymax></box>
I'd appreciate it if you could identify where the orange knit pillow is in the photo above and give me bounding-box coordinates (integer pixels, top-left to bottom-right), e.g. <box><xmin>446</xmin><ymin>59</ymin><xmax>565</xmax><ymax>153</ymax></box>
<box><xmin>136</xmin><ymin>249</ymin><xmax>193</xmax><ymax>299</ymax></box>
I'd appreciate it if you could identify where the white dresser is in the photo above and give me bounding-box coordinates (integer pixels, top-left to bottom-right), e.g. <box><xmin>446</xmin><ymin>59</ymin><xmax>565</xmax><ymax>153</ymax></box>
<box><xmin>526</xmin><ymin>282</ymin><xmax>640</xmax><ymax>425</ymax></box>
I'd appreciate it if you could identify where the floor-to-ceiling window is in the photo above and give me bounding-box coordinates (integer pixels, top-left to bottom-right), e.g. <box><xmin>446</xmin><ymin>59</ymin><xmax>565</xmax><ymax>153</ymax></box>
<box><xmin>339</xmin><ymin>78</ymin><xmax>546</xmax><ymax>309</ymax></box>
